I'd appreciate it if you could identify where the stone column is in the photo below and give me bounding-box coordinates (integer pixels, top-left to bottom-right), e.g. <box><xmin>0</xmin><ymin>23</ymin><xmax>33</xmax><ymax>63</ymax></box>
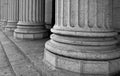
<box><xmin>14</xmin><ymin>0</ymin><xmax>48</xmax><ymax>39</ymax></box>
<box><xmin>45</xmin><ymin>0</ymin><xmax>53</xmax><ymax>29</ymax></box>
<box><xmin>44</xmin><ymin>0</ymin><xmax>120</xmax><ymax>75</ymax></box>
<box><xmin>0</xmin><ymin>0</ymin><xmax>8</xmax><ymax>30</ymax></box>
<box><xmin>5</xmin><ymin>0</ymin><xmax>18</xmax><ymax>32</ymax></box>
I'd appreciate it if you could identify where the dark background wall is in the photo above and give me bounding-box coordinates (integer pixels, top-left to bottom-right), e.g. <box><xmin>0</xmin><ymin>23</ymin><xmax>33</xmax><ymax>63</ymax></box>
<box><xmin>113</xmin><ymin>0</ymin><xmax>120</xmax><ymax>31</ymax></box>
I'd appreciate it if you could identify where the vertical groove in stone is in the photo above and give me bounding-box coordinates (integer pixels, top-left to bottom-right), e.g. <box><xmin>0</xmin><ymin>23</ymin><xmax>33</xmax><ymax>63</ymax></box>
<box><xmin>107</xmin><ymin>0</ymin><xmax>113</xmax><ymax>29</ymax></box>
<box><xmin>55</xmin><ymin>0</ymin><xmax>58</xmax><ymax>26</ymax></box>
<box><xmin>38</xmin><ymin>0</ymin><xmax>41</xmax><ymax>22</ymax></box>
<box><xmin>26</xmin><ymin>0</ymin><xmax>29</xmax><ymax>22</ymax></box>
<box><xmin>36</xmin><ymin>0</ymin><xmax>39</xmax><ymax>22</ymax></box>
<box><xmin>97</xmin><ymin>0</ymin><xmax>102</xmax><ymax>28</ymax></box>
<box><xmin>70</xmin><ymin>0</ymin><xmax>78</xmax><ymax>28</ymax></box>
<box><xmin>88</xmin><ymin>0</ymin><xmax>97</xmax><ymax>28</ymax></box>
<box><xmin>41</xmin><ymin>0</ymin><xmax>45</xmax><ymax>23</ymax></box>
<box><xmin>12</xmin><ymin>0</ymin><xmax>14</xmax><ymax>20</ymax></box>
<box><xmin>79</xmin><ymin>0</ymin><xmax>89</xmax><ymax>28</ymax></box>
<box><xmin>58</xmin><ymin>0</ymin><xmax>62</xmax><ymax>26</ymax></box>
<box><xmin>22</xmin><ymin>0</ymin><xmax>25</xmax><ymax>22</ymax></box>
<box><xmin>5</xmin><ymin>0</ymin><xmax>8</xmax><ymax>21</ymax></box>
<box><xmin>20</xmin><ymin>0</ymin><xmax>22</xmax><ymax>21</ymax></box>
<box><xmin>63</xmin><ymin>0</ymin><xmax>68</xmax><ymax>27</ymax></box>
<box><xmin>61</xmin><ymin>0</ymin><xmax>63</xmax><ymax>27</ymax></box>
<box><xmin>105</xmin><ymin>0</ymin><xmax>109</xmax><ymax>29</ymax></box>
<box><xmin>32</xmin><ymin>0</ymin><xmax>35</xmax><ymax>22</ymax></box>
<box><xmin>29</xmin><ymin>0</ymin><xmax>32</xmax><ymax>22</ymax></box>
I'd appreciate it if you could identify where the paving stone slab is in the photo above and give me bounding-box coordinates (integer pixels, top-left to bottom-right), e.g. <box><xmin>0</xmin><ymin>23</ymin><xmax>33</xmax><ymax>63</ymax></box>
<box><xmin>0</xmin><ymin>39</ymin><xmax>15</xmax><ymax>76</ymax></box>
<box><xmin>0</xmin><ymin>30</ymin><xmax>41</xmax><ymax>76</ymax></box>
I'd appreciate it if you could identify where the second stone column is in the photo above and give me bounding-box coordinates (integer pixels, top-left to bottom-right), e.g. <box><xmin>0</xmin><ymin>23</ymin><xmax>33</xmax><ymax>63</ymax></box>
<box><xmin>14</xmin><ymin>0</ymin><xmax>48</xmax><ymax>39</ymax></box>
<box><xmin>5</xmin><ymin>0</ymin><xmax>18</xmax><ymax>32</ymax></box>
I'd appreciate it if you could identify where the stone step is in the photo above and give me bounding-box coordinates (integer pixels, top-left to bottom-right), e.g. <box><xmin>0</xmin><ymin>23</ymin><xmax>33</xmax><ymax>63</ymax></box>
<box><xmin>0</xmin><ymin>42</ymin><xmax>16</xmax><ymax>76</ymax></box>
<box><xmin>0</xmin><ymin>30</ymin><xmax>41</xmax><ymax>76</ymax></box>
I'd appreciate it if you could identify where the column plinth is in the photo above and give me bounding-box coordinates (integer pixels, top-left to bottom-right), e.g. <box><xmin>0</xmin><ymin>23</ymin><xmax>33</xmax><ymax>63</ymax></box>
<box><xmin>44</xmin><ymin>0</ymin><xmax>120</xmax><ymax>75</ymax></box>
<box><xmin>14</xmin><ymin>0</ymin><xmax>48</xmax><ymax>39</ymax></box>
<box><xmin>5</xmin><ymin>0</ymin><xmax>18</xmax><ymax>32</ymax></box>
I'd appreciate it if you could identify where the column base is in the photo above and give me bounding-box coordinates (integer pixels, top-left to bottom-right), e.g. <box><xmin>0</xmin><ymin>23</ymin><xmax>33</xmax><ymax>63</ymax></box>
<box><xmin>44</xmin><ymin>48</ymin><xmax>120</xmax><ymax>75</ymax></box>
<box><xmin>44</xmin><ymin>32</ymin><xmax>120</xmax><ymax>75</ymax></box>
<box><xmin>14</xmin><ymin>25</ymin><xmax>49</xmax><ymax>40</ymax></box>
<box><xmin>5</xmin><ymin>22</ymin><xmax>17</xmax><ymax>32</ymax></box>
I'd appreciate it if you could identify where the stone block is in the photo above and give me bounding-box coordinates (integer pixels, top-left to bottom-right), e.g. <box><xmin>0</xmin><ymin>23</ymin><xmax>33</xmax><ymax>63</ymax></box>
<box><xmin>57</xmin><ymin>56</ymin><xmax>81</xmax><ymax>73</ymax></box>
<box><xmin>83</xmin><ymin>61</ymin><xmax>109</xmax><ymax>74</ymax></box>
<box><xmin>23</xmin><ymin>34</ymin><xmax>34</xmax><ymax>39</ymax></box>
<box><xmin>44</xmin><ymin>49</ymin><xmax>120</xmax><ymax>75</ymax></box>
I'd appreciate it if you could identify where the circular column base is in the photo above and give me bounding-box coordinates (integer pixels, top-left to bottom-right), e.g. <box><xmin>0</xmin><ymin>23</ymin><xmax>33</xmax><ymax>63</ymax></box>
<box><xmin>14</xmin><ymin>21</ymin><xmax>49</xmax><ymax>39</ymax></box>
<box><xmin>14</xmin><ymin>26</ymin><xmax>49</xmax><ymax>40</ymax></box>
<box><xmin>44</xmin><ymin>49</ymin><xmax>120</xmax><ymax>75</ymax></box>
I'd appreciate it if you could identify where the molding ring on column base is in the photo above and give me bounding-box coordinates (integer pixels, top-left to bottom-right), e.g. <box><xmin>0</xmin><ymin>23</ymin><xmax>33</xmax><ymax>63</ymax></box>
<box><xmin>44</xmin><ymin>49</ymin><xmax>120</xmax><ymax>75</ymax></box>
<box><xmin>51</xmin><ymin>29</ymin><xmax>117</xmax><ymax>37</ymax></box>
<box><xmin>17</xmin><ymin>21</ymin><xmax>45</xmax><ymax>25</ymax></box>
<box><xmin>5</xmin><ymin>22</ymin><xmax>17</xmax><ymax>32</ymax></box>
<box><xmin>14</xmin><ymin>24</ymin><xmax>49</xmax><ymax>39</ymax></box>
<box><xmin>50</xmin><ymin>34</ymin><xmax>118</xmax><ymax>46</ymax></box>
<box><xmin>45</xmin><ymin>40</ymin><xmax>120</xmax><ymax>60</ymax></box>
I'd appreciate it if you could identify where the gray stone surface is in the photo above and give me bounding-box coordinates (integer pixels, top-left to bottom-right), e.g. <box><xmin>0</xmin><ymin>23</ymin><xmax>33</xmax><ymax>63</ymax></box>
<box><xmin>0</xmin><ymin>30</ymin><xmax>41</xmax><ymax>76</ymax></box>
<box><xmin>0</xmin><ymin>37</ymin><xmax>15</xmax><ymax>76</ymax></box>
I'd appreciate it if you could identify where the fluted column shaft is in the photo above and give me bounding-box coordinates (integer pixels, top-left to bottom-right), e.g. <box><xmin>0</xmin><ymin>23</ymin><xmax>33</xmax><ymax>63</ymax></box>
<box><xmin>0</xmin><ymin>0</ymin><xmax>8</xmax><ymax>29</ymax></box>
<box><xmin>14</xmin><ymin>0</ymin><xmax>48</xmax><ymax>39</ymax></box>
<box><xmin>5</xmin><ymin>0</ymin><xmax>18</xmax><ymax>31</ymax></box>
<box><xmin>44</xmin><ymin>0</ymin><xmax>120</xmax><ymax>75</ymax></box>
